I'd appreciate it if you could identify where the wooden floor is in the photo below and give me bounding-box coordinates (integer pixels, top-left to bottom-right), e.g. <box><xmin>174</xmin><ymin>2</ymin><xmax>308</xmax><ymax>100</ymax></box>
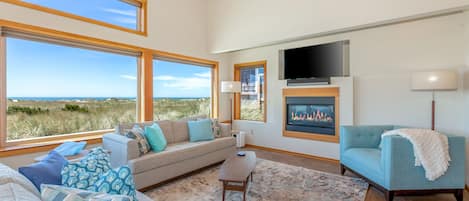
<box><xmin>243</xmin><ymin>147</ymin><xmax>467</xmax><ymax>201</ymax></box>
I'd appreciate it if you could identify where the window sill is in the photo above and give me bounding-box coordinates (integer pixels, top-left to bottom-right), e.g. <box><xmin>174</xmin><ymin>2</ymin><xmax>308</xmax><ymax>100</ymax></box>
<box><xmin>0</xmin><ymin>135</ymin><xmax>103</xmax><ymax>158</ymax></box>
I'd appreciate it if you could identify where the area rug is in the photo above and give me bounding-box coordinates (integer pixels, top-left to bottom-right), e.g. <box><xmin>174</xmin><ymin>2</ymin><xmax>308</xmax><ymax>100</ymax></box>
<box><xmin>144</xmin><ymin>159</ymin><xmax>368</xmax><ymax>201</ymax></box>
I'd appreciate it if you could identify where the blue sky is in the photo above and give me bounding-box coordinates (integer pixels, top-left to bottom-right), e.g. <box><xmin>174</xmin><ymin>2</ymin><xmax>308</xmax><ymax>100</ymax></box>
<box><xmin>6</xmin><ymin>38</ymin><xmax>212</xmax><ymax>98</ymax></box>
<box><xmin>23</xmin><ymin>0</ymin><xmax>137</xmax><ymax>29</ymax></box>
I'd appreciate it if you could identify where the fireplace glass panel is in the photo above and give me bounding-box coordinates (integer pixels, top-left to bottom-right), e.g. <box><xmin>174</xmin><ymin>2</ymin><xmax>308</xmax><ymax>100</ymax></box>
<box><xmin>285</xmin><ymin>97</ymin><xmax>335</xmax><ymax>135</ymax></box>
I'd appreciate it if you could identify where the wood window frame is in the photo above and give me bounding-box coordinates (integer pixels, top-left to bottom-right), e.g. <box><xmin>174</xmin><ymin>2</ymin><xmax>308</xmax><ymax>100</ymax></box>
<box><xmin>2</xmin><ymin>0</ymin><xmax>148</xmax><ymax>36</ymax></box>
<box><xmin>234</xmin><ymin>60</ymin><xmax>267</xmax><ymax>123</ymax></box>
<box><xmin>0</xmin><ymin>19</ymin><xmax>219</xmax><ymax>156</ymax></box>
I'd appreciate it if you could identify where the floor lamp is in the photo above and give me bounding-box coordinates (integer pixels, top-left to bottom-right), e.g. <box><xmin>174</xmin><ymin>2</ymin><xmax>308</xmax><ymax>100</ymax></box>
<box><xmin>221</xmin><ymin>81</ymin><xmax>241</xmax><ymax>123</ymax></box>
<box><xmin>411</xmin><ymin>70</ymin><xmax>458</xmax><ymax>130</ymax></box>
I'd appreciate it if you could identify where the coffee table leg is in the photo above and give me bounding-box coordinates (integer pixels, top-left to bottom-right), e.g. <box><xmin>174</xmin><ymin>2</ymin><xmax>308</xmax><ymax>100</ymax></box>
<box><xmin>243</xmin><ymin>181</ymin><xmax>247</xmax><ymax>201</ymax></box>
<box><xmin>250</xmin><ymin>172</ymin><xmax>253</xmax><ymax>182</ymax></box>
<box><xmin>222</xmin><ymin>181</ymin><xmax>226</xmax><ymax>201</ymax></box>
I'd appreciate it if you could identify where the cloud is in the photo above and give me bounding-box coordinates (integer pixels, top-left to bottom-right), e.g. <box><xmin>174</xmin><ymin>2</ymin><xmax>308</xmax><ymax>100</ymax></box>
<box><xmin>194</xmin><ymin>71</ymin><xmax>211</xmax><ymax>78</ymax></box>
<box><xmin>120</xmin><ymin>75</ymin><xmax>137</xmax><ymax>80</ymax></box>
<box><xmin>112</xmin><ymin>17</ymin><xmax>137</xmax><ymax>25</ymax></box>
<box><xmin>155</xmin><ymin>75</ymin><xmax>210</xmax><ymax>90</ymax></box>
<box><xmin>103</xmin><ymin>8</ymin><xmax>136</xmax><ymax>17</ymax></box>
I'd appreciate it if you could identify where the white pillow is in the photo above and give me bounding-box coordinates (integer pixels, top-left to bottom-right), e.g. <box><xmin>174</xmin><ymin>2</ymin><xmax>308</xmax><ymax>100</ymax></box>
<box><xmin>0</xmin><ymin>163</ymin><xmax>40</xmax><ymax>197</ymax></box>
<box><xmin>0</xmin><ymin>183</ymin><xmax>41</xmax><ymax>201</ymax></box>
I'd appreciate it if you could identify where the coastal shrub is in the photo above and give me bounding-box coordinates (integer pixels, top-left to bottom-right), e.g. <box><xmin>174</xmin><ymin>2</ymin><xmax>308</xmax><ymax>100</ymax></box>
<box><xmin>62</xmin><ymin>104</ymin><xmax>89</xmax><ymax>113</ymax></box>
<box><xmin>7</xmin><ymin>106</ymin><xmax>49</xmax><ymax>115</ymax></box>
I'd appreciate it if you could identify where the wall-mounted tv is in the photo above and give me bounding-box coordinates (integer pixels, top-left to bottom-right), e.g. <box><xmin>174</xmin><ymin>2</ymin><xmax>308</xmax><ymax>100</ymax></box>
<box><xmin>280</xmin><ymin>41</ymin><xmax>349</xmax><ymax>83</ymax></box>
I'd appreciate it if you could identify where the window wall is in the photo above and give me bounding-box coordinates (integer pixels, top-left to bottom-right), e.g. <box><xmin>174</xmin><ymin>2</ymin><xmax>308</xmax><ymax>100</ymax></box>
<box><xmin>153</xmin><ymin>59</ymin><xmax>213</xmax><ymax>120</ymax></box>
<box><xmin>234</xmin><ymin>61</ymin><xmax>267</xmax><ymax>122</ymax></box>
<box><xmin>5</xmin><ymin>0</ymin><xmax>146</xmax><ymax>34</ymax></box>
<box><xmin>4</xmin><ymin>37</ymin><xmax>138</xmax><ymax>142</ymax></box>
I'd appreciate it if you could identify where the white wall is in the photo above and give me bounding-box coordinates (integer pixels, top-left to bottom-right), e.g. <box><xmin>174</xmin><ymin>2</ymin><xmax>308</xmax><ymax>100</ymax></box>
<box><xmin>0</xmin><ymin>0</ymin><xmax>232</xmax><ymax>168</ymax></box>
<box><xmin>463</xmin><ymin>11</ymin><xmax>469</xmax><ymax>184</ymax></box>
<box><xmin>208</xmin><ymin>0</ymin><xmax>469</xmax><ymax>53</ymax></box>
<box><xmin>229</xmin><ymin>13</ymin><xmax>466</xmax><ymax>160</ymax></box>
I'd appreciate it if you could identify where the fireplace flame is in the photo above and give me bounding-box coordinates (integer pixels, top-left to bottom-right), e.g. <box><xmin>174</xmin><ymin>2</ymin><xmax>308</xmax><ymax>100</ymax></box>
<box><xmin>291</xmin><ymin>109</ymin><xmax>333</xmax><ymax>122</ymax></box>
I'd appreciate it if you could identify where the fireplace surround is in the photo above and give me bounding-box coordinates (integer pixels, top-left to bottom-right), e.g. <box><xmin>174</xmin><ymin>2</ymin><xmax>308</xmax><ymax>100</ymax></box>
<box><xmin>282</xmin><ymin>87</ymin><xmax>339</xmax><ymax>143</ymax></box>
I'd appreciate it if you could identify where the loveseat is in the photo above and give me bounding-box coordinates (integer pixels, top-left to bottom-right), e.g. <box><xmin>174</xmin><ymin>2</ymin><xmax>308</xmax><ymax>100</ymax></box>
<box><xmin>103</xmin><ymin>119</ymin><xmax>236</xmax><ymax>190</ymax></box>
<box><xmin>340</xmin><ymin>125</ymin><xmax>465</xmax><ymax>201</ymax></box>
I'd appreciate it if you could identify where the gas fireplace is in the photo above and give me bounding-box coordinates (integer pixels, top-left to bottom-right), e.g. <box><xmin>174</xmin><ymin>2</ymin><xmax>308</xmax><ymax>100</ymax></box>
<box><xmin>285</xmin><ymin>97</ymin><xmax>336</xmax><ymax>135</ymax></box>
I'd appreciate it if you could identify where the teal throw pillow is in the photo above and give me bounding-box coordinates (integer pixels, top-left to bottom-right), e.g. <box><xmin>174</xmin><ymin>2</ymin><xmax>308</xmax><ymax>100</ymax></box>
<box><xmin>61</xmin><ymin>147</ymin><xmax>111</xmax><ymax>191</ymax></box>
<box><xmin>41</xmin><ymin>184</ymin><xmax>132</xmax><ymax>201</ymax></box>
<box><xmin>93</xmin><ymin>166</ymin><xmax>137</xmax><ymax>200</ymax></box>
<box><xmin>187</xmin><ymin>119</ymin><xmax>214</xmax><ymax>142</ymax></box>
<box><xmin>144</xmin><ymin>123</ymin><xmax>167</xmax><ymax>152</ymax></box>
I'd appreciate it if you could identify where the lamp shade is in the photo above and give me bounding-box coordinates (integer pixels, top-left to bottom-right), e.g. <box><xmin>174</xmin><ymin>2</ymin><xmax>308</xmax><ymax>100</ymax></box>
<box><xmin>411</xmin><ymin>71</ymin><xmax>458</xmax><ymax>91</ymax></box>
<box><xmin>221</xmin><ymin>81</ymin><xmax>241</xmax><ymax>93</ymax></box>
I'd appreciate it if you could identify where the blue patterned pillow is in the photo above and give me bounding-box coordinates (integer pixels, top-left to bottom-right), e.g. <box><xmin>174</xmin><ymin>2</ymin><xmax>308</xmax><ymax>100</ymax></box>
<box><xmin>41</xmin><ymin>184</ymin><xmax>132</xmax><ymax>201</ymax></box>
<box><xmin>93</xmin><ymin>166</ymin><xmax>137</xmax><ymax>200</ymax></box>
<box><xmin>125</xmin><ymin>125</ymin><xmax>151</xmax><ymax>156</ymax></box>
<box><xmin>61</xmin><ymin>147</ymin><xmax>111</xmax><ymax>190</ymax></box>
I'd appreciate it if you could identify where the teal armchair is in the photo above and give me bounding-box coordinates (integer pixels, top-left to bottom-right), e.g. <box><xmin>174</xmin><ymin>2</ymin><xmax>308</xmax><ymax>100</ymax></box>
<box><xmin>340</xmin><ymin>125</ymin><xmax>465</xmax><ymax>201</ymax></box>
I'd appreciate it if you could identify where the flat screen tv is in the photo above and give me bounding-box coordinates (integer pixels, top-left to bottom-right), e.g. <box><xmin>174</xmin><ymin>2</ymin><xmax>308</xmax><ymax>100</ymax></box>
<box><xmin>282</xmin><ymin>41</ymin><xmax>349</xmax><ymax>81</ymax></box>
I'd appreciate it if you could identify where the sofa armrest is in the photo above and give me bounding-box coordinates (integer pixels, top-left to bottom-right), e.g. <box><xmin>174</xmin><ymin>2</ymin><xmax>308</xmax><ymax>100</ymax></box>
<box><xmin>103</xmin><ymin>133</ymin><xmax>139</xmax><ymax>168</ymax></box>
<box><xmin>340</xmin><ymin>125</ymin><xmax>394</xmax><ymax>153</ymax></box>
<box><xmin>219</xmin><ymin>123</ymin><xmax>232</xmax><ymax>137</ymax></box>
<box><xmin>382</xmin><ymin>135</ymin><xmax>466</xmax><ymax>190</ymax></box>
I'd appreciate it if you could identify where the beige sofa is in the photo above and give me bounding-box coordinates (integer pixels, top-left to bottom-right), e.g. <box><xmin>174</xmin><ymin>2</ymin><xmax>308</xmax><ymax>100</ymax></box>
<box><xmin>103</xmin><ymin>119</ymin><xmax>236</xmax><ymax>190</ymax></box>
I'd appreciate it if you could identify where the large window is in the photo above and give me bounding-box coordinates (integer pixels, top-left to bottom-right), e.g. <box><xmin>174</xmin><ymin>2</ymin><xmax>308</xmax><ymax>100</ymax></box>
<box><xmin>5</xmin><ymin>0</ymin><xmax>146</xmax><ymax>34</ymax></box>
<box><xmin>4</xmin><ymin>37</ymin><xmax>138</xmax><ymax>142</ymax></box>
<box><xmin>153</xmin><ymin>59</ymin><xmax>213</xmax><ymax>120</ymax></box>
<box><xmin>234</xmin><ymin>61</ymin><xmax>267</xmax><ymax>122</ymax></box>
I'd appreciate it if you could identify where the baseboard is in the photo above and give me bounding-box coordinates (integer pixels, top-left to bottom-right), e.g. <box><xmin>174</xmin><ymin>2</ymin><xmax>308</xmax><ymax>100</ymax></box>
<box><xmin>245</xmin><ymin>144</ymin><xmax>339</xmax><ymax>164</ymax></box>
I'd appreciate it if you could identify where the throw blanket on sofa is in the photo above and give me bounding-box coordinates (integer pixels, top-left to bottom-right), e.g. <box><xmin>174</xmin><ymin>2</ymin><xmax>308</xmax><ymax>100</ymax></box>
<box><xmin>382</xmin><ymin>128</ymin><xmax>450</xmax><ymax>181</ymax></box>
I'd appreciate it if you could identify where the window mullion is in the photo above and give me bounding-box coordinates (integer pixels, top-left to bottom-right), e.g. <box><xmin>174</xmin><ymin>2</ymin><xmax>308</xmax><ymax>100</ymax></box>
<box><xmin>0</xmin><ymin>36</ymin><xmax>6</xmax><ymax>148</ymax></box>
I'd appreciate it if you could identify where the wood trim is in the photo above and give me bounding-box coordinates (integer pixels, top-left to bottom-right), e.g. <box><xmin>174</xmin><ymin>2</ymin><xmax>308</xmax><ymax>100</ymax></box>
<box><xmin>0</xmin><ymin>19</ymin><xmax>143</xmax><ymax>52</ymax></box>
<box><xmin>141</xmin><ymin>50</ymin><xmax>154</xmax><ymax>121</ymax></box>
<box><xmin>233</xmin><ymin>60</ymin><xmax>267</xmax><ymax>122</ymax></box>
<box><xmin>2</xmin><ymin>0</ymin><xmax>147</xmax><ymax>36</ymax></box>
<box><xmin>0</xmin><ymin>36</ymin><xmax>5</xmax><ymax>148</ymax></box>
<box><xmin>282</xmin><ymin>87</ymin><xmax>340</xmax><ymax>143</ymax></box>
<box><xmin>0</xmin><ymin>135</ymin><xmax>102</xmax><ymax>158</ymax></box>
<box><xmin>152</xmin><ymin>51</ymin><xmax>220</xmax><ymax>119</ymax></box>
<box><xmin>5</xmin><ymin>129</ymin><xmax>113</xmax><ymax>147</ymax></box>
<box><xmin>245</xmin><ymin>144</ymin><xmax>339</xmax><ymax>164</ymax></box>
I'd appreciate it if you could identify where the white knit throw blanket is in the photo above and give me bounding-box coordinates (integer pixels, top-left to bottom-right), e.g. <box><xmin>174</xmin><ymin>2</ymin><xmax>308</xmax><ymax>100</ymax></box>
<box><xmin>381</xmin><ymin>128</ymin><xmax>450</xmax><ymax>181</ymax></box>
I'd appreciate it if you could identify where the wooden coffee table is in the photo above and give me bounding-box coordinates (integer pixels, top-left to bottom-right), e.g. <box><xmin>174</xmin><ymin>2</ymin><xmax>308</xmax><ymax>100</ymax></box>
<box><xmin>219</xmin><ymin>151</ymin><xmax>256</xmax><ymax>201</ymax></box>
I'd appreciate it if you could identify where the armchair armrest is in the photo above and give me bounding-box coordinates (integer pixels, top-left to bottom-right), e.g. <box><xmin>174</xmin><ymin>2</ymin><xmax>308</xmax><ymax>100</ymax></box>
<box><xmin>382</xmin><ymin>134</ymin><xmax>466</xmax><ymax>190</ymax></box>
<box><xmin>103</xmin><ymin>133</ymin><xmax>139</xmax><ymax>168</ymax></box>
<box><xmin>340</xmin><ymin>125</ymin><xmax>394</xmax><ymax>153</ymax></box>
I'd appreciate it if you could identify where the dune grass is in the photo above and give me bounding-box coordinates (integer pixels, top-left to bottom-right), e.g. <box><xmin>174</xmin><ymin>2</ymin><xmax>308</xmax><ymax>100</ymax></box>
<box><xmin>6</xmin><ymin>98</ymin><xmax>210</xmax><ymax>141</ymax></box>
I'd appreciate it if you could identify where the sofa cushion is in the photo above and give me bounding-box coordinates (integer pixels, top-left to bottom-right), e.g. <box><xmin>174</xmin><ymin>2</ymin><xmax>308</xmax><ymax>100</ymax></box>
<box><xmin>155</xmin><ymin>120</ymin><xmax>175</xmax><ymax>144</ymax></box>
<box><xmin>129</xmin><ymin>137</ymin><xmax>235</xmax><ymax>174</ymax></box>
<box><xmin>0</xmin><ymin>163</ymin><xmax>41</xmax><ymax>197</ymax></box>
<box><xmin>0</xmin><ymin>183</ymin><xmax>41</xmax><ymax>201</ymax></box>
<box><xmin>342</xmin><ymin>148</ymin><xmax>384</xmax><ymax>186</ymax></box>
<box><xmin>172</xmin><ymin>120</ymin><xmax>189</xmax><ymax>143</ymax></box>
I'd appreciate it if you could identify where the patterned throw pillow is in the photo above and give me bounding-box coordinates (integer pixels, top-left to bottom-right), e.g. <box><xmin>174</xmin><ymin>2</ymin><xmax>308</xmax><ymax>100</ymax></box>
<box><xmin>41</xmin><ymin>184</ymin><xmax>132</xmax><ymax>201</ymax></box>
<box><xmin>61</xmin><ymin>147</ymin><xmax>111</xmax><ymax>191</ymax></box>
<box><xmin>125</xmin><ymin>125</ymin><xmax>151</xmax><ymax>156</ymax></box>
<box><xmin>93</xmin><ymin>166</ymin><xmax>137</xmax><ymax>200</ymax></box>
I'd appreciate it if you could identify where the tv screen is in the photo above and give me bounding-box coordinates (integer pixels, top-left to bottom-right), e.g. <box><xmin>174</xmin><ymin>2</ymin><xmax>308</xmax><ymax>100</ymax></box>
<box><xmin>283</xmin><ymin>41</ymin><xmax>348</xmax><ymax>80</ymax></box>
